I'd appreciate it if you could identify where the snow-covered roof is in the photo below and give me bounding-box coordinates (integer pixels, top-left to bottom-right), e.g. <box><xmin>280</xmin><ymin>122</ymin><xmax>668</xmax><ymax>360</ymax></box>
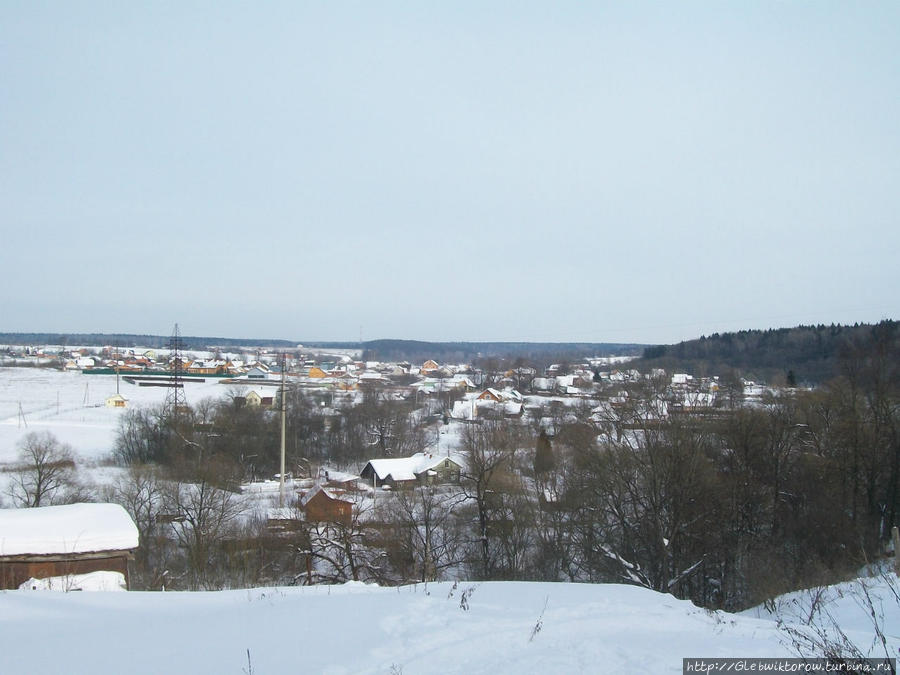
<box><xmin>359</xmin><ymin>371</ymin><xmax>389</xmax><ymax>382</ymax></box>
<box><xmin>366</xmin><ymin>458</ymin><xmax>418</xmax><ymax>482</ymax></box>
<box><xmin>451</xmin><ymin>398</ymin><xmax>476</xmax><ymax>420</ymax></box>
<box><xmin>0</xmin><ymin>503</ymin><xmax>139</xmax><ymax>556</ymax></box>
<box><xmin>532</xmin><ymin>377</ymin><xmax>555</xmax><ymax>390</ymax></box>
<box><xmin>365</xmin><ymin>452</ymin><xmax>464</xmax><ymax>482</ymax></box>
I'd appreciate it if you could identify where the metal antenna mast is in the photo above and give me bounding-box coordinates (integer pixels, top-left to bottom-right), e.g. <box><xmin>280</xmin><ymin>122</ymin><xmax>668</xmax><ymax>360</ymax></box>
<box><xmin>165</xmin><ymin>323</ymin><xmax>187</xmax><ymax>417</ymax></box>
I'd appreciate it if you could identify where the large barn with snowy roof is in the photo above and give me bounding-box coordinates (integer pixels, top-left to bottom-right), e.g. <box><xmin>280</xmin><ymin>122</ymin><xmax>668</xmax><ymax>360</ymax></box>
<box><xmin>0</xmin><ymin>503</ymin><xmax>139</xmax><ymax>590</ymax></box>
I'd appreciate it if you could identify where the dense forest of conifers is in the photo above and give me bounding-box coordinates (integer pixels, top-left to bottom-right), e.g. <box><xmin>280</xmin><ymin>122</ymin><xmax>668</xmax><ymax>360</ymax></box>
<box><xmin>634</xmin><ymin>321</ymin><xmax>898</xmax><ymax>385</ymax></box>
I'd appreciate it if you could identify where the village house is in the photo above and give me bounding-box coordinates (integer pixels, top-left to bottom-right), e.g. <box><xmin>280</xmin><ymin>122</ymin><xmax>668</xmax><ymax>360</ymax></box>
<box><xmin>245</xmin><ymin>365</ymin><xmax>271</xmax><ymax>379</ymax></box>
<box><xmin>415</xmin><ymin>374</ymin><xmax>476</xmax><ymax>395</ymax></box>
<box><xmin>472</xmin><ymin>388</ymin><xmax>525</xmax><ymax>417</ymax></box>
<box><xmin>360</xmin><ymin>452</ymin><xmax>464</xmax><ymax>489</ymax></box>
<box><xmin>233</xmin><ymin>389</ymin><xmax>275</xmax><ymax>407</ymax></box>
<box><xmin>0</xmin><ymin>503</ymin><xmax>140</xmax><ymax>590</ymax></box>
<box><xmin>300</xmin><ymin>485</ymin><xmax>353</xmax><ymax>526</ymax></box>
<box><xmin>420</xmin><ymin>360</ymin><xmax>440</xmax><ymax>376</ymax></box>
<box><xmin>105</xmin><ymin>393</ymin><xmax>128</xmax><ymax>408</ymax></box>
<box><xmin>358</xmin><ymin>371</ymin><xmax>392</xmax><ymax>387</ymax></box>
<box><xmin>185</xmin><ymin>359</ymin><xmax>228</xmax><ymax>375</ymax></box>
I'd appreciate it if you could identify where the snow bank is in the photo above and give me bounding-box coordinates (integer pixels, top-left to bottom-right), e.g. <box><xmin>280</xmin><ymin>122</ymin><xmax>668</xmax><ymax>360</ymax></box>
<box><xmin>19</xmin><ymin>571</ymin><xmax>127</xmax><ymax>592</ymax></box>
<box><xmin>742</xmin><ymin>573</ymin><xmax>900</xmax><ymax>643</ymax></box>
<box><xmin>0</xmin><ymin>503</ymin><xmax>139</xmax><ymax>556</ymax></box>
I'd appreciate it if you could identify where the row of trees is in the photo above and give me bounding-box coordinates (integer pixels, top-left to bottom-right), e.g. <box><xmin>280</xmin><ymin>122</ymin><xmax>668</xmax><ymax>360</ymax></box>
<box><xmin>112</xmin><ymin>385</ymin><xmax>437</xmax><ymax>476</ymax></box>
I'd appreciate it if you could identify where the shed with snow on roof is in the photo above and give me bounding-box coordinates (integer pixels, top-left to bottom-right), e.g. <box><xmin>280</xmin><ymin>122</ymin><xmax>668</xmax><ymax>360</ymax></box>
<box><xmin>0</xmin><ymin>503</ymin><xmax>140</xmax><ymax>590</ymax></box>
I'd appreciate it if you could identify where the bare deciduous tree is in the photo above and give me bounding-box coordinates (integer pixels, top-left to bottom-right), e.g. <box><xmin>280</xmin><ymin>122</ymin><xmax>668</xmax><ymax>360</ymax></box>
<box><xmin>6</xmin><ymin>431</ymin><xmax>81</xmax><ymax>507</ymax></box>
<box><xmin>460</xmin><ymin>420</ymin><xmax>525</xmax><ymax>577</ymax></box>
<box><xmin>162</xmin><ymin>456</ymin><xmax>247</xmax><ymax>589</ymax></box>
<box><xmin>304</xmin><ymin>492</ymin><xmax>387</xmax><ymax>584</ymax></box>
<box><xmin>387</xmin><ymin>485</ymin><xmax>466</xmax><ymax>582</ymax></box>
<box><xmin>103</xmin><ymin>464</ymin><xmax>165</xmax><ymax>587</ymax></box>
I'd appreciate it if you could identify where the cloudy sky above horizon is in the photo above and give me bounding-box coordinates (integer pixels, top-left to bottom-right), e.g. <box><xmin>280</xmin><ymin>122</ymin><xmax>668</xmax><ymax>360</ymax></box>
<box><xmin>3</xmin><ymin>2</ymin><xmax>898</xmax><ymax>345</ymax></box>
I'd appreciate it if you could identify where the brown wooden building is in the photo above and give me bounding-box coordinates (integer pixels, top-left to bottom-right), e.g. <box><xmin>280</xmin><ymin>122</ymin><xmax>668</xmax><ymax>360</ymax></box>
<box><xmin>301</xmin><ymin>485</ymin><xmax>353</xmax><ymax>526</ymax></box>
<box><xmin>0</xmin><ymin>503</ymin><xmax>140</xmax><ymax>590</ymax></box>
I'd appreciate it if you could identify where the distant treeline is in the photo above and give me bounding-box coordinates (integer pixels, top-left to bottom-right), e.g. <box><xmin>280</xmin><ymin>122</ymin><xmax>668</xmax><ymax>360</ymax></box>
<box><xmin>634</xmin><ymin>321</ymin><xmax>898</xmax><ymax>385</ymax></box>
<box><xmin>0</xmin><ymin>333</ymin><xmax>297</xmax><ymax>350</ymax></box>
<box><xmin>0</xmin><ymin>333</ymin><xmax>644</xmax><ymax>362</ymax></box>
<box><xmin>310</xmin><ymin>339</ymin><xmax>645</xmax><ymax>364</ymax></box>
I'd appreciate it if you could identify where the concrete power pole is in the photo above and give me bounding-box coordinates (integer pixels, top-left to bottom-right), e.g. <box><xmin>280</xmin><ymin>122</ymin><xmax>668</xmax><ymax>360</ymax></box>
<box><xmin>279</xmin><ymin>353</ymin><xmax>287</xmax><ymax>509</ymax></box>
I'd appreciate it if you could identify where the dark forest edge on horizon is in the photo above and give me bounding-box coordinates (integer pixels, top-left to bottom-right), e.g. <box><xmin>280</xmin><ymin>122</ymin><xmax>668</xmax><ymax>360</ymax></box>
<box><xmin>633</xmin><ymin>320</ymin><xmax>899</xmax><ymax>386</ymax></box>
<box><xmin>0</xmin><ymin>333</ymin><xmax>644</xmax><ymax>362</ymax></box>
<box><xmin>0</xmin><ymin>333</ymin><xmax>296</xmax><ymax>350</ymax></box>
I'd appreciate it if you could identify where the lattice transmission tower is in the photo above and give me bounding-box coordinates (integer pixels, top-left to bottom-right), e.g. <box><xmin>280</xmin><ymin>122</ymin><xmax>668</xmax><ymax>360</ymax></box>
<box><xmin>164</xmin><ymin>323</ymin><xmax>187</xmax><ymax>418</ymax></box>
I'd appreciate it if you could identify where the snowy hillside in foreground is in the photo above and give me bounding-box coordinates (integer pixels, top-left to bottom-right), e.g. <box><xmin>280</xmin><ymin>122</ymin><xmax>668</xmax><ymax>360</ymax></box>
<box><xmin>5</xmin><ymin>575</ymin><xmax>900</xmax><ymax>673</ymax></box>
<box><xmin>0</xmin><ymin>581</ymin><xmax>790</xmax><ymax>674</ymax></box>
<box><xmin>742</xmin><ymin>572</ymin><xmax>900</xmax><ymax>651</ymax></box>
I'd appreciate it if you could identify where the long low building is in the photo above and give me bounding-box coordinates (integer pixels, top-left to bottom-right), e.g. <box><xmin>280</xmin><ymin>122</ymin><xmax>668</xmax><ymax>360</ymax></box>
<box><xmin>0</xmin><ymin>503</ymin><xmax>140</xmax><ymax>590</ymax></box>
<box><xmin>360</xmin><ymin>452</ymin><xmax>464</xmax><ymax>488</ymax></box>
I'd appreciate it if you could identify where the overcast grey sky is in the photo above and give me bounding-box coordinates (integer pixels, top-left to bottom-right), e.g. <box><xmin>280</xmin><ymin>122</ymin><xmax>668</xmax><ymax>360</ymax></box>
<box><xmin>2</xmin><ymin>2</ymin><xmax>898</xmax><ymax>345</ymax></box>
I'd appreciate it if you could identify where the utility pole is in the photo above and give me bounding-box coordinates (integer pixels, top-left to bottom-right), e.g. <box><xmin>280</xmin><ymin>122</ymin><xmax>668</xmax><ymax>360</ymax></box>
<box><xmin>279</xmin><ymin>352</ymin><xmax>287</xmax><ymax>508</ymax></box>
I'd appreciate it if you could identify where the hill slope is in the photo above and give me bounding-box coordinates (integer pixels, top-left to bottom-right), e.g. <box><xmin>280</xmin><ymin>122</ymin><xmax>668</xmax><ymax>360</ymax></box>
<box><xmin>0</xmin><ymin>581</ymin><xmax>794</xmax><ymax>674</ymax></box>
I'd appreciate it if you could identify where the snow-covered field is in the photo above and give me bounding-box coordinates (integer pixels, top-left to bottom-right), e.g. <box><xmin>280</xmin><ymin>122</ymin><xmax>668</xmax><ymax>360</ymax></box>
<box><xmin>0</xmin><ymin>580</ymin><xmax>788</xmax><ymax>674</ymax></box>
<box><xmin>4</xmin><ymin>575</ymin><xmax>897</xmax><ymax>674</ymax></box>
<box><xmin>0</xmin><ymin>367</ymin><xmax>231</xmax><ymax>463</ymax></box>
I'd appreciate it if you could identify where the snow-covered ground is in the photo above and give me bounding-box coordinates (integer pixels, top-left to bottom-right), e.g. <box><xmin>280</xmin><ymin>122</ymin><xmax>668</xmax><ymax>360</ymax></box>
<box><xmin>0</xmin><ymin>580</ymin><xmax>792</xmax><ymax>674</ymax></box>
<box><xmin>742</xmin><ymin>571</ymin><xmax>900</xmax><ymax>645</ymax></box>
<box><xmin>0</xmin><ymin>367</ymin><xmax>231</xmax><ymax>463</ymax></box>
<box><xmin>3</xmin><ymin>369</ymin><xmax>898</xmax><ymax>673</ymax></box>
<box><xmin>4</xmin><ymin>575</ymin><xmax>898</xmax><ymax>673</ymax></box>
